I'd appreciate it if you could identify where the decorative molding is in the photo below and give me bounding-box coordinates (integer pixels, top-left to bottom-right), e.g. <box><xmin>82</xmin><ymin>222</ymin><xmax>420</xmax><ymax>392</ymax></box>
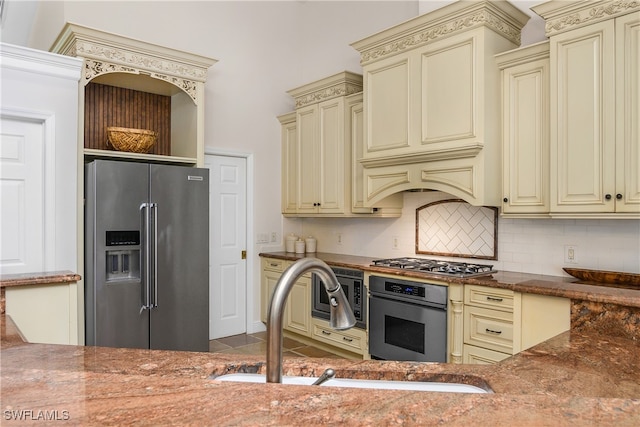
<box><xmin>533</xmin><ymin>0</ymin><xmax>640</xmax><ymax>36</ymax></box>
<box><xmin>366</xmin><ymin>171</ymin><xmax>410</xmax><ymax>200</ymax></box>
<box><xmin>354</xmin><ymin>3</ymin><xmax>527</xmax><ymax>65</ymax></box>
<box><xmin>83</xmin><ymin>59</ymin><xmax>198</xmax><ymax>100</ymax></box>
<box><xmin>287</xmin><ymin>71</ymin><xmax>363</xmax><ymax>108</ymax></box>
<box><xmin>292</xmin><ymin>83</ymin><xmax>362</xmax><ymax>108</ymax></box>
<box><xmin>50</xmin><ymin>23</ymin><xmax>217</xmax><ymax>101</ymax></box>
<box><xmin>360</xmin><ymin>144</ymin><xmax>483</xmax><ymax>168</ymax></box>
<box><xmin>73</xmin><ymin>41</ymin><xmax>209</xmax><ymax>82</ymax></box>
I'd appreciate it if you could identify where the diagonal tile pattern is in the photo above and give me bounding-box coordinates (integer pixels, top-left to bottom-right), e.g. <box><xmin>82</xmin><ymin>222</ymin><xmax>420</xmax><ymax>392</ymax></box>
<box><xmin>418</xmin><ymin>201</ymin><xmax>496</xmax><ymax>258</ymax></box>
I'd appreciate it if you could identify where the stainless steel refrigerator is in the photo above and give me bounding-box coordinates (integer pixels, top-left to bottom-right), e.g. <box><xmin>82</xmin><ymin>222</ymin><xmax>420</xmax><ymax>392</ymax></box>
<box><xmin>85</xmin><ymin>159</ymin><xmax>209</xmax><ymax>352</ymax></box>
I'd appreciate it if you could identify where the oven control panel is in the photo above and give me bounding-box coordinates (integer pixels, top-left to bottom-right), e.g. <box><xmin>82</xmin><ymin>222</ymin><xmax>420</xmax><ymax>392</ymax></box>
<box><xmin>385</xmin><ymin>282</ymin><xmax>426</xmax><ymax>298</ymax></box>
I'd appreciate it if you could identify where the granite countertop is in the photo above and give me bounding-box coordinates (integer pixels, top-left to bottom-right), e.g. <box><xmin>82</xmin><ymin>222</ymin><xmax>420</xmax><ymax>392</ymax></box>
<box><xmin>1</xmin><ymin>313</ymin><xmax>639</xmax><ymax>425</ymax></box>
<box><xmin>259</xmin><ymin>252</ymin><xmax>640</xmax><ymax>308</ymax></box>
<box><xmin>0</xmin><ymin>270</ymin><xmax>81</xmax><ymax>288</ymax></box>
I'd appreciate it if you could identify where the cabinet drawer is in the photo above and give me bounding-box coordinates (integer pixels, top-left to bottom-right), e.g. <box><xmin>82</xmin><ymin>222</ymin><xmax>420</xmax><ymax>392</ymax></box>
<box><xmin>463</xmin><ymin>344</ymin><xmax>510</xmax><ymax>365</ymax></box>
<box><xmin>262</xmin><ymin>258</ymin><xmax>287</xmax><ymax>273</ymax></box>
<box><xmin>312</xmin><ymin>319</ymin><xmax>366</xmax><ymax>355</ymax></box>
<box><xmin>464</xmin><ymin>306</ymin><xmax>514</xmax><ymax>353</ymax></box>
<box><xmin>464</xmin><ymin>285</ymin><xmax>514</xmax><ymax>312</ymax></box>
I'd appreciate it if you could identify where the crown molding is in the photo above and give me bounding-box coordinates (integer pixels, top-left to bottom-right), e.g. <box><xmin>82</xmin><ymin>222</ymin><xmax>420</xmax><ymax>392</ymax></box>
<box><xmin>532</xmin><ymin>0</ymin><xmax>640</xmax><ymax>37</ymax></box>
<box><xmin>351</xmin><ymin>1</ymin><xmax>529</xmax><ymax>66</ymax></box>
<box><xmin>287</xmin><ymin>71</ymin><xmax>363</xmax><ymax>108</ymax></box>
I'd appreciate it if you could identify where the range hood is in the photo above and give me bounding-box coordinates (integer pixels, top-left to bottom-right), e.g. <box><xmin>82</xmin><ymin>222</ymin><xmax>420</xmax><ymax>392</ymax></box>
<box><xmin>351</xmin><ymin>0</ymin><xmax>530</xmax><ymax>208</ymax></box>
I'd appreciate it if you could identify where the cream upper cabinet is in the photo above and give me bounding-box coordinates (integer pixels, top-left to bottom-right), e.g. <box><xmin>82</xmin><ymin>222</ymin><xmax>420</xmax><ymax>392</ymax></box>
<box><xmin>279</xmin><ymin>112</ymin><xmax>298</xmax><ymax>215</ymax></box>
<box><xmin>533</xmin><ymin>1</ymin><xmax>640</xmax><ymax>218</ymax></box>
<box><xmin>496</xmin><ymin>42</ymin><xmax>551</xmax><ymax>216</ymax></box>
<box><xmin>282</xmin><ymin>72</ymin><xmax>402</xmax><ymax>217</ymax></box>
<box><xmin>297</xmin><ymin>98</ymin><xmax>345</xmax><ymax>215</ymax></box>
<box><xmin>351</xmin><ymin>1</ymin><xmax>529</xmax><ymax>207</ymax></box>
<box><xmin>349</xmin><ymin>93</ymin><xmax>403</xmax><ymax>215</ymax></box>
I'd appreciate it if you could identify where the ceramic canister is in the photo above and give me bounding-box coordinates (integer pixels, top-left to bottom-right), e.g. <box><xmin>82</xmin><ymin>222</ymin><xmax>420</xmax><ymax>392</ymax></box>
<box><xmin>294</xmin><ymin>240</ymin><xmax>306</xmax><ymax>254</ymax></box>
<box><xmin>285</xmin><ymin>233</ymin><xmax>298</xmax><ymax>252</ymax></box>
<box><xmin>305</xmin><ymin>236</ymin><xmax>317</xmax><ymax>252</ymax></box>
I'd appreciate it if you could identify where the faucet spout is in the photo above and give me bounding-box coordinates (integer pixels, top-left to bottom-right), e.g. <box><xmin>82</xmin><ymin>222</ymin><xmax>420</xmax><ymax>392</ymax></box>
<box><xmin>266</xmin><ymin>258</ymin><xmax>356</xmax><ymax>383</ymax></box>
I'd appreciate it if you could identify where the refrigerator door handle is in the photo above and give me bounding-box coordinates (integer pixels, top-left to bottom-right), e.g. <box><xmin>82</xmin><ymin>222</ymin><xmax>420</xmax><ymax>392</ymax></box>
<box><xmin>150</xmin><ymin>202</ymin><xmax>158</xmax><ymax>308</ymax></box>
<box><xmin>140</xmin><ymin>202</ymin><xmax>151</xmax><ymax>313</ymax></box>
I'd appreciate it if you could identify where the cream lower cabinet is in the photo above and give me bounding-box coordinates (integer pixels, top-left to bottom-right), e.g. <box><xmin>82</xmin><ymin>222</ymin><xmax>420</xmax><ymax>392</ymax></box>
<box><xmin>285</xmin><ymin>274</ymin><xmax>311</xmax><ymax>337</ymax></box>
<box><xmin>463</xmin><ymin>285</ymin><xmax>570</xmax><ymax>364</ymax></box>
<box><xmin>6</xmin><ymin>282</ymin><xmax>79</xmax><ymax>345</ymax></box>
<box><xmin>311</xmin><ymin>318</ymin><xmax>367</xmax><ymax>356</ymax></box>
<box><xmin>260</xmin><ymin>257</ymin><xmax>311</xmax><ymax>337</ymax></box>
<box><xmin>532</xmin><ymin>2</ymin><xmax>640</xmax><ymax>217</ymax></box>
<box><xmin>260</xmin><ymin>257</ymin><xmax>367</xmax><ymax>358</ymax></box>
<box><xmin>260</xmin><ymin>258</ymin><xmax>286</xmax><ymax>323</ymax></box>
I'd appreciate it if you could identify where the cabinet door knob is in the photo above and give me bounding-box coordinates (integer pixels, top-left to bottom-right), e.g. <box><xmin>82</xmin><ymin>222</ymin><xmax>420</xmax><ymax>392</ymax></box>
<box><xmin>616</xmin><ymin>193</ymin><xmax>623</xmax><ymax>200</ymax></box>
<box><xmin>605</xmin><ymin>194</ymin><xmax>612</xmax><ymax>200</ymax></box>
<box><xmin>503</xmin><ymin>197</ymin><xmax>508</xmax><ymax>203</ymax></box>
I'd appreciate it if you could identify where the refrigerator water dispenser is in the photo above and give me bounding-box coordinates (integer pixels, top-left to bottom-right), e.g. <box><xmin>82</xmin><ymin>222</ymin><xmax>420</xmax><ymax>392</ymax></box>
<box><xmin>105</xmin><ymin>230</ymin><xmax>141</xmax><ymax>282</ymax></box>
<box><xmin>106</xmin><ymin>250</ymin><xmax>140</xmax><ymax>281</ymax></box>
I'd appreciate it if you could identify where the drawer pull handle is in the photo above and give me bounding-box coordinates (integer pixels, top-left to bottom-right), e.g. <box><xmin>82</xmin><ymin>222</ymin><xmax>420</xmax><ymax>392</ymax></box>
<box><xmin>269</xmin><ymin>263</ymin><xmax>279</xmax><ymax>267</ymax></box>
<box><xmin>486</xmin><ymin>328</ymin><xmax>502</xmax><ymax>335</ymax></box>
<box><xmin>342</xmin><ymin>337</ymin><xmax>353</xmax><ymax>342</ymax></box>
<box><xmin>486</xmin><ymin>296</ymin><xmax>503</xmax><ymax>302</ymax></box>
<box><xmin>322</xmin><ymin>330</ymin><xmax>331</xmax><ymax>336</ymax></box>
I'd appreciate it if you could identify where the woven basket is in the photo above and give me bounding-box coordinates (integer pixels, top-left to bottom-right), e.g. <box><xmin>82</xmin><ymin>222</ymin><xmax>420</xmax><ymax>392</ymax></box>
<box><xmin>107</xmin><ymin>127</ymin><xmax>157</xmax><ymax>154</ymax></box>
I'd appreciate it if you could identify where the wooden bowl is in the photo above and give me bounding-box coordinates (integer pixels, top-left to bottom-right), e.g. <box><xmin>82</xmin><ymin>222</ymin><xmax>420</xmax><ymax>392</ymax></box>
<box><xmin>563</xmin><ymin>267</ymin><xmax>640</xmax><ymax>287</ymax></box>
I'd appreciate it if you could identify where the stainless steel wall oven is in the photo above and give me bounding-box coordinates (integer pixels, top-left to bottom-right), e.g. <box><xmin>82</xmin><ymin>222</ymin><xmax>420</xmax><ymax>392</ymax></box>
<box><xmin>312</xmin><ymin>266</ymin><xmax>365</xmax><ymax>329</ymax></box>
<box><xmin>369</xmin><ymin>275</ymin><xmax>447</xmax><ymax>362</ymax></box>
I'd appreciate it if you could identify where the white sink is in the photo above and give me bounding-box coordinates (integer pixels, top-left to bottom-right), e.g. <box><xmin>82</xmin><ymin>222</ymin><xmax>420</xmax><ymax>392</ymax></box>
<box><xmin>213</xmin><ymin>373</ymin><xmax>490</xmax><ymax>393</ymax></box>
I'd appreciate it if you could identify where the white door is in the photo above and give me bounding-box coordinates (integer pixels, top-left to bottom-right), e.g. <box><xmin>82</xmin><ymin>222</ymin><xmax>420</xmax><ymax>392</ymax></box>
<box><xmin>206</xmin><ymin>154</ymin><xmax>247</xmax><ymax>339</ymax></box>
<box><xmin>0</xmin><ymin>117</ymin><xmax>45</xmax><ymax>274</ymax></box>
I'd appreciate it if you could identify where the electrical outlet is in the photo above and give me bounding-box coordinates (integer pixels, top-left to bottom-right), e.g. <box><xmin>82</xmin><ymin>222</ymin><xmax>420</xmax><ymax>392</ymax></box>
<box><xmin>270</xmin><ymin>232</ymin><xmax>278</xmax><ymax>243</ymax></box>
<box><xmin>392</xmin><ymin>236</ymin><xmax>399</xmax><ymax>250</ymax></box>
<box><xmin>337</xmin><ymin>233</ymin><xmax>343</xmax><ymax>245</ymax></box>
<box><xmin>257</xmin><ymin>233</ymin><xmax>269</xmax><ymax>244</ymax></box>
<box><xmin>564</xmin><ymin>245</ymin><xmax>578</xmax><ymax>264</ymax></box>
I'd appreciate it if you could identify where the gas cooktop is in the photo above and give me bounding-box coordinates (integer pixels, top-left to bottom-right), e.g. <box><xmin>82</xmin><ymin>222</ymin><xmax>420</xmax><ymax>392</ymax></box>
<box><xmin>371</xmin><ymin>257</ymin><xmax>497</xmax><ymax>278</ymax></box>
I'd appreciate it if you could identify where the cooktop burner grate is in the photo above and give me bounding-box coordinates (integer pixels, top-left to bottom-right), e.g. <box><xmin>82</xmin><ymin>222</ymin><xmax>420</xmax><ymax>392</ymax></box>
<box><xmin>371</xmin><ymin>257</ymin><xmax>496</xmax><ymax>278</ymax></box>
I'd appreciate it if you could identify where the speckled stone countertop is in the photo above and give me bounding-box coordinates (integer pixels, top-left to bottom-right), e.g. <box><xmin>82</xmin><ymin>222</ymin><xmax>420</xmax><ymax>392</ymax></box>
<box><xmin>260</xmin><ymin>252</ymin><xmax>640</xmax><ymax>308</ymax></box>
<box><xmin>0</xmin><ymin>271</ymin><xmax>81</xmax><ymax>288</ymax></box>
<box><xmin>1</xmin><ymin>313</ymin><xmax>639</xmax><ymax>425</ymax></box>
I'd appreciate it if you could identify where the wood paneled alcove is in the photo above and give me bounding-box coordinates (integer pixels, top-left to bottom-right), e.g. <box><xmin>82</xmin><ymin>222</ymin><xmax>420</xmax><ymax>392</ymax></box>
<box><xmin>84</xmin><ymin>82</ymin><xmax>171</xmax><ymax>155</ymax></box>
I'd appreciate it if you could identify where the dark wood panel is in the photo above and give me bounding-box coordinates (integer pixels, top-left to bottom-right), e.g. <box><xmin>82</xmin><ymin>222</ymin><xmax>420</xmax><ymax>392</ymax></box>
<box><xmin>84</xmin><ymin>83</ymin><xmax>171</xmax><ymax>155</ymax></box>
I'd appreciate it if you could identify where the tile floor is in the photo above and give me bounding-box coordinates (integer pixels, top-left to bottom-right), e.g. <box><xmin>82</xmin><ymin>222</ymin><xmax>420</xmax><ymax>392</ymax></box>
<box><xmin>209</xmin><ymin>331</ymin><xmax>345</xmax><ymax>359</ymax></box>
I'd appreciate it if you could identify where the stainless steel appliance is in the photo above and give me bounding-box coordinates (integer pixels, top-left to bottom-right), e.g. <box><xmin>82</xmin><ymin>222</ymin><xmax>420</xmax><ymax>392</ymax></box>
<box><xmin>85</xmin><ymin>160</ymin><xmax>209</xmax><ymax>352</ymax></box>
<box><xmin>312</xmin><ymin>266</ymin><xmax>365</xmax><ymax>329</ymax></box>
<box><xmin>371</xmin><ymin>257</ymin><xmax>496</xmax><ymax>278</ymax></box>
<box><xmin>369</xmin><ymin>275</ymin><xmax>447</xmax><ymax>362</ymax></box>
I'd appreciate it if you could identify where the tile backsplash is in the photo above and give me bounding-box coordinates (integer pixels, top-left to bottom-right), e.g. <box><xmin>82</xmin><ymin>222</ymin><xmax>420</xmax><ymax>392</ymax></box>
<box><xmin>289</xmin><ymin>191</ymin><xmax>640</xmax><ymax>277</ymax></box>
<box><xmin>416</xmin><ymin>200</ymin><xmax>497</xmax><ymax>259</ymax></box>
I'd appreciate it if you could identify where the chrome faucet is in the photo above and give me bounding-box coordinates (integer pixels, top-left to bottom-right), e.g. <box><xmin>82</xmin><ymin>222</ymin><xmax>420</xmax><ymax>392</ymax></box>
<box><xmin>266</xmin><ymin>258</ymin><xmax>356</xmax><ymax>383</ymax></box>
